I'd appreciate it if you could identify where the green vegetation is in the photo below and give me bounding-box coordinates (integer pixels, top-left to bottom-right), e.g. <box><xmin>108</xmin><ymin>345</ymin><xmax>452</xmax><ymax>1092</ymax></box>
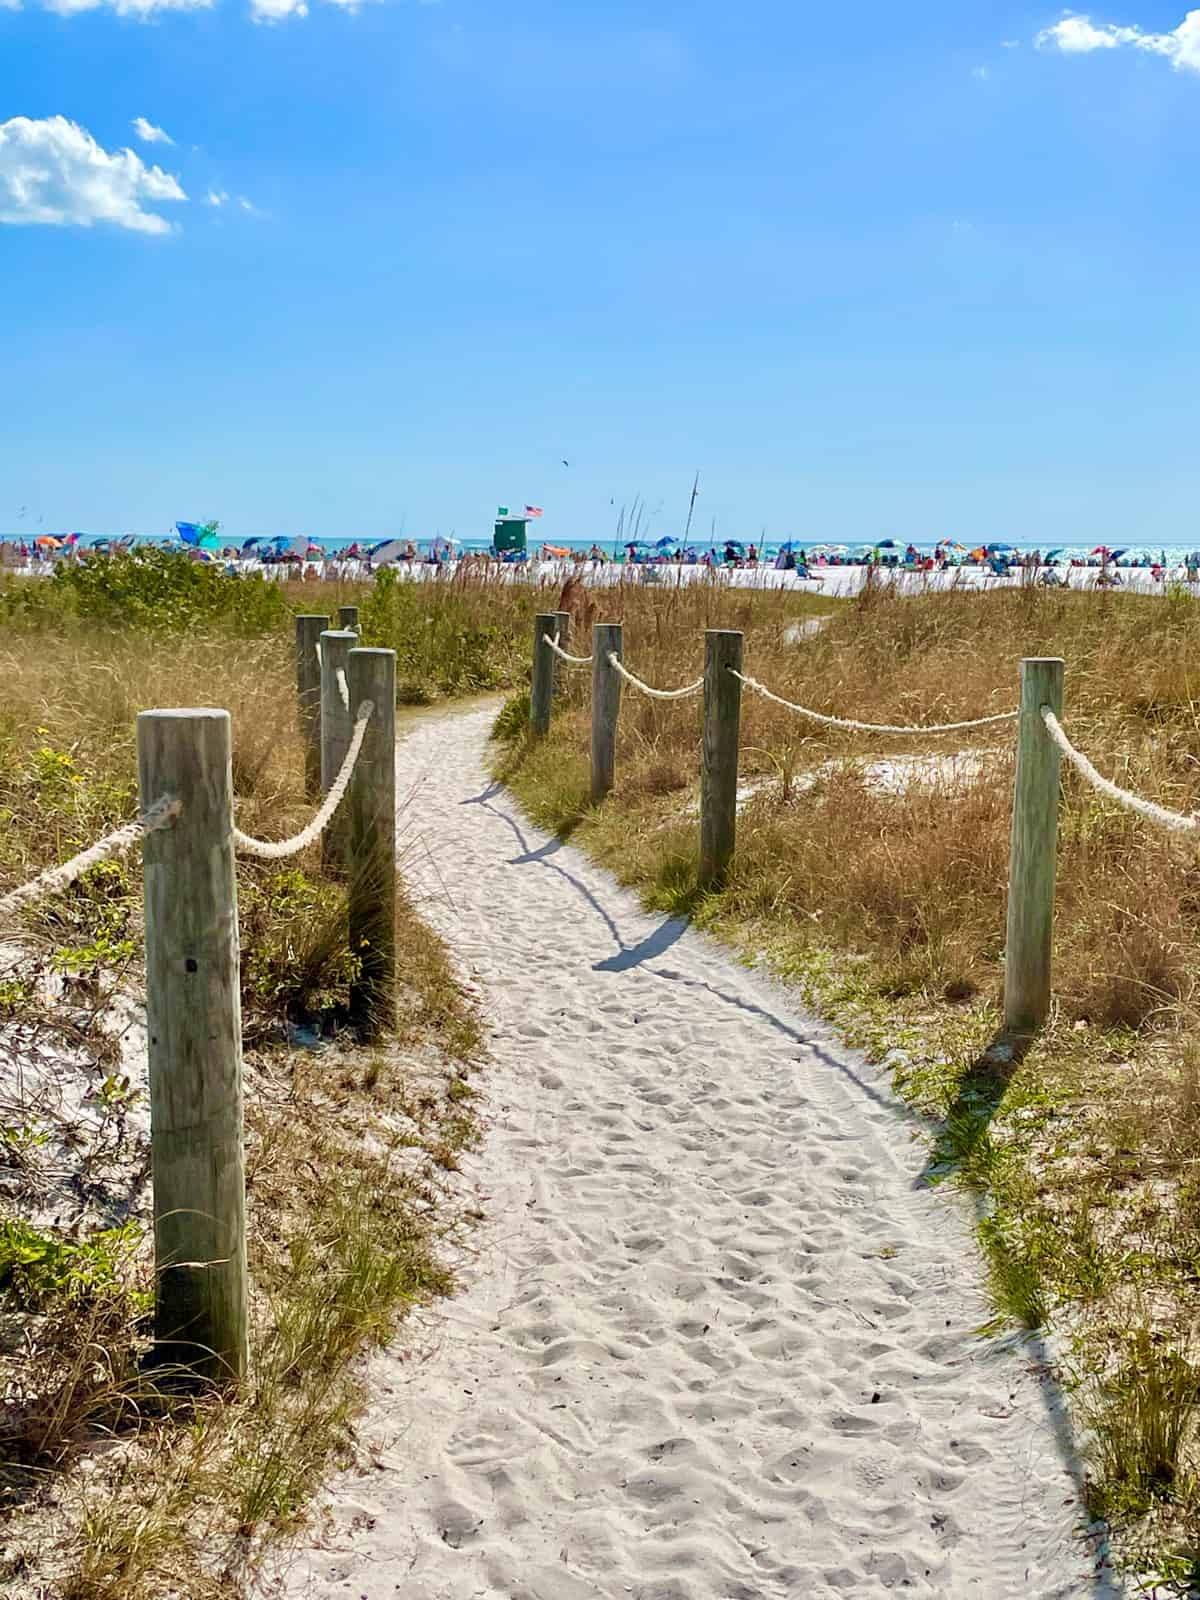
<box><xmin>0</xmin><ymin>561</ymin><xmax>485</xmax><ymax>1596</ymax></box>
<box><xmin>492</xmin><ymin>578</ymin><xmax>1200</xmax><ymax>1581</ymax></box>
<box><xmin>359</xmin><ymin>563</ymin><xmax>542</xmax><ymax>700</ymax></box>
<box><xmin>0</xmin><ymin>547</ymin><xmax>291</xmax><ymax>636</ymax></box>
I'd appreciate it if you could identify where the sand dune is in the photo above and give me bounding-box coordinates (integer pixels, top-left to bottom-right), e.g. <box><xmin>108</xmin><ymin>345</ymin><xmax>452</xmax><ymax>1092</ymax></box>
<box><xmin>280</xmin><ymin>707</ymin><xmax>1120</xmax><ymax>1600</ymax></box>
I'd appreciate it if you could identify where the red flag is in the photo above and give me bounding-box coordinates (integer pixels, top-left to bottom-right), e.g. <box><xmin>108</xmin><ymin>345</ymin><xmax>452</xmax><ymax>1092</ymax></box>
<box><xmin>525</xmin><ymin>505</ymin><xmax>544</xmax><ymax>518</ymax></box>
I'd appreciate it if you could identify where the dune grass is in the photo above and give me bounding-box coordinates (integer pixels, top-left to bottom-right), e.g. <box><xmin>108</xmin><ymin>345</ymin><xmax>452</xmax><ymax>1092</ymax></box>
<box><xmin>493</xmin><ymin>576</ymin><xmax>1200</xmax><ymax>1584</ymax></box>
<box><xmin>0</xmin><ymin>565</ymin><xmax>485</xmax><ymax>1596</ymax></box>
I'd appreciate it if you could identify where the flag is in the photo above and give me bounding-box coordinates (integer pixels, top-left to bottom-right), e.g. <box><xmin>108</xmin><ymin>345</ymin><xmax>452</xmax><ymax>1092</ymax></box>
<box><xmin>525</xmin><ymin>505</ymin><xmax>544</xmax><ymax>518</ymax></box>
<box><xmin>497</xmin><ymin>506</ymin><xmax>510</xmax><ymax>517</ymax></box>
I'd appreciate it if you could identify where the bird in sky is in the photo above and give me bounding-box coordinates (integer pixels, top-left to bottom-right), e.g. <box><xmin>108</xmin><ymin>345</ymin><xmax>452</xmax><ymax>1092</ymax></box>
<box><xmin>561</xmin><ymin>459</ymin><xmax>570</xmax><ymax>467</ymax></box>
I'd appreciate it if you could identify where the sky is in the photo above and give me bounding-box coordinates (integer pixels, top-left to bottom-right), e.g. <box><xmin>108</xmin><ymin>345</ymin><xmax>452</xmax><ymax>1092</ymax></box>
<box><xmin>2</xmin><ymin>2</ymin><xmax>1200</xmax><ymax>546</ymax></box>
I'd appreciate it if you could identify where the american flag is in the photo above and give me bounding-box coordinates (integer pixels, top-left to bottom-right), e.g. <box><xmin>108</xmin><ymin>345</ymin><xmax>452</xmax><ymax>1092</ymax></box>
<box><xmin>525</xmin><ymin>505</ymin><xmax>544</xmax><ymax>518</ymax></box>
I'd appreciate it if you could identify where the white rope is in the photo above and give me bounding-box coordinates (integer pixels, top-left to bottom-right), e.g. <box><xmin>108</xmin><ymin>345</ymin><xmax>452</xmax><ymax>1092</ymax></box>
<box><xmin>0</xmin><ymin>795</ymin><xmax>181</xmax><ymax>921</ymax></box>
<box><xmin>335</xmin><ymin>667</ymin><xmax>349</xmax><ymax>711</ymax></box>
<box><xmin>607</xmin><ymin>652</ymin><xmax>703</xmax><ymax>701</ymax></box>
<box><xmin>314</xmin><ymin>642</ymin><xmax>322</xmax><ymax>669</ymax></box>
<box><xmin>1041</xmin><ymin>707</ymin><xmax>1200</xmax><ymax>834</ymax></box>
<box><xmin>233</xmin><ymin>700</ymin><xmax>374</xmax><ymax>860</ymax></box>
<box><xmin>731</xmin><ymin>671</ymin><xmax>1017</xmax><ymax>734</ymax></box>
<box><xmin>543</xmin><ymin>632</ymin><xmax>594</xmax><ymax>667</ymax></box>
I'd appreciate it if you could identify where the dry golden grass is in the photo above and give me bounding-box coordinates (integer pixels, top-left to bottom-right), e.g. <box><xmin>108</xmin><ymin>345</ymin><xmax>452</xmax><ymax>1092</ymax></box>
<box><xmin>0</xmin><ymin>586</ymin><xmax>484</xmax><ymax>1598</ymax></box>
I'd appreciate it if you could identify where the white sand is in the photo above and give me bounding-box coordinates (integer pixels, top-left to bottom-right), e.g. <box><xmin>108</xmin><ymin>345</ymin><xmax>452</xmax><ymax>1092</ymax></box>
<box><xmin>282</xmin><ymin>707</ymin><xmax>1120</xmax><ymax>1600</ymax></box>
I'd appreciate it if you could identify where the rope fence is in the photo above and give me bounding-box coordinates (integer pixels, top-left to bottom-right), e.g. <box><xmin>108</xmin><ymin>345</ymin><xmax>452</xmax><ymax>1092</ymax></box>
<box><xmin>0</xmin><ymin>621</ymin><xmax>401</xmax><ymax>1392</ymax></box>
<box><xmin>544</xmin><ymin>632</ymin><xmax>594</xmax><ymax>667</ymax></box>
<box><xmin>233</xmin><ymin>699</ymin><xmax>373</xmax><ymax>859</ymax></box>
<box><xmin>527</xmin><ymin>614</ymin><xmax>1200</xmax><ymax>1040</ymax></box>
<box><xmin>0</xmin><ymin>795</ymin><xmax>181</xmax><ymax>922</ymax></box>
<box><xmin>607</xmin><ymin>653</ymin><xmax>703</xmax><ymax>700</ymax></box>
<box><xmin>730</xmin><ymin>670</ymin><xmax>1017</xmax><ymax>735</ymax></box>
<box><xmin>1041</xmin><ymin>707</ymin><xmax>1199</xmax><ymax>835</ymax></box>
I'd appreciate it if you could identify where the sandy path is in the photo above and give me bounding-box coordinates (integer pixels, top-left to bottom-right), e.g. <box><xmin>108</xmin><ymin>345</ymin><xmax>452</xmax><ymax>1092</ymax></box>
<box><xmin>284</xmin><ymin>707</ymin><xmax>1118</xmax><ymax>1600</ymax></box>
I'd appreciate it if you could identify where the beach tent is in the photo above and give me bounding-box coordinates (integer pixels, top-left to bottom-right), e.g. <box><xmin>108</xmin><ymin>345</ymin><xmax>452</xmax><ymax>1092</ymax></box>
<box><xmin>369</xmin><ymin>539</ymin><xmax>408</xmax><ymax>564</ymax></box>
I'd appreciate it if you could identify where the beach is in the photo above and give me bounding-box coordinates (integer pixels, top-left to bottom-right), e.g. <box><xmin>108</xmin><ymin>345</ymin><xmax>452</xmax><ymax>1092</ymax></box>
<box><xmin>277</xmin><ymin>705</ymin><xmax>1117</xmax><ymax>1600</ymax></box>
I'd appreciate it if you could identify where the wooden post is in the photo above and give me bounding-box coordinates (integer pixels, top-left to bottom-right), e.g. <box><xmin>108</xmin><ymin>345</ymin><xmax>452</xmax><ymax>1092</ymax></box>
<box><xmin>295</xmin><ymin>614</ymin><xmax>330</xmax><ymax>799</ymax></box>
<box><xmin>348</xmin><ymin>648</ymin><xmax>397</xmax><ymax>1040</ymax></box>
<box><xmin>320</xmin><ymin>629</ymin><xmax>357</xmax><ymax>869</ymax></box>
<box><xmin>591</xmin><ymin>623</ymin><xmax>623</xmax><ymax>803</ymax></box>
<box><xmin>530</xmin><ymin>614</ymin><xmax>557</xmax><ymax>736</ymax></box>
<box><xmin>338</xmin><ymin>605</ymin><xmax>359</xmax><ymax>633</ymax></box>
<box><xmin>700</xmin><ymin>630</ymin><xmax>744</xmax><ymax>887</ymax></box>
<box><xmin>1004</xmin><ymin>658</ymin><xmax>1065</xmax><ymax>1033</ymax></box>
<box><xmin>138</xmin><ymin>709</ymin><xmax>247</xmax><ymax>1386</ymax></box>
<box><xmin>552</xmin><ymin>610</ymin><xmax>571</xmax><ymax>698</ymax></box>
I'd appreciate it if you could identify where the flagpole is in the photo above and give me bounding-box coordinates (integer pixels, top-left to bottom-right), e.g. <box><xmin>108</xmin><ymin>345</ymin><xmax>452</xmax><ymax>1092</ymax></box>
<box><xmin>683</xmin><ymin>471</ymin><xmax>699</xmax><ymax>547</ymax></box>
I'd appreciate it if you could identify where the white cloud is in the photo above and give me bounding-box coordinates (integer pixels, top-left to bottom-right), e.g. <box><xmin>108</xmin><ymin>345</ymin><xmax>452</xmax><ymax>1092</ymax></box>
<box><xmin>132</xmin><ymin>116</ymin><xmax>173</xmax><ymax>145</ymax></box>
<box><xmin>972</xmin><ymin>64</ymin><xmax>990</xmax><ymax>78</ymax></box>
<box><xmin>237</xmin><ymin>195</ymin><xmax>255</xmax><ymax>210</ymax></box>
<box><xmin>206</xmin><ymin>187</ymin><xmax>229</xmax><ymax>206</ymax></box>
<box><xmin>0</xmin><ymin>115</ymin><xmax>186</xmax><ymax>234</ymax></box>
<box><xmin>43</xmin><ymin>0</ymin><xmax>210</xmax><ymax>14</ymax></box>
<box><xmin>250</xmin><ymin>0</ymin><xmax>307</xmax><ymax>21</ymax></box>
<box><xmin>1036</xmin><ymin>9</ymin><xmax>1200</xmax><ymax>72</ymax></box>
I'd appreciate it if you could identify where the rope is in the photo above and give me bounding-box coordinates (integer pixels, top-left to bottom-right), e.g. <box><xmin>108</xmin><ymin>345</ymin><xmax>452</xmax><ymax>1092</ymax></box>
<box><xmin>335</xmin><ymin>667</ymin><xmax>349</xmax><ymax>711</ymax></box>
<box><xmin>730</xmin><ymin>671</ymin><xmax>1018</xmax><ymax>734</ymax></box>
<box><xmin>607</xmin><ymin>652</ymin><xmax>703</xmax><ymax>701</ymax></box>
<box><xmin>543</xmin><ymin>632</ymin><xmax>594</xmax><ymax>667</ymax></box>
<box><xmin>0</xmin><ymin>795</ymin><xmax>181</xmax><ymax>921</ymax></box>
<box><xmin>1040</xmin><ymin>707</ymin><xmax>1200</xmax><ymax>835</ymax></box>
<box><xmin>233</xmin><ymin>700</ymin><xmax>374</xmax><ymax>859</ymax></box>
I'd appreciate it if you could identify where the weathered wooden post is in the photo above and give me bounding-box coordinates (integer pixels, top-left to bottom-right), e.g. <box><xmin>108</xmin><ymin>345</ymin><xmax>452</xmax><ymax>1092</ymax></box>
<box><xmin>348</xmin><ymin>648</ymin><xmax>397</xmax><ymax>1040</ymax></box>
<box><xmin>1004</xmin><ymin>657</ymin><xmax>1065</xmax><ymax>1033</ymax></box>
<box><xmin>295</xmin><ymin>614</ymin><xmax>330</xmax><ymax>799</ymax></box>
<box><xmin>591</xmin><ymin>622</ymin><xmax>623</xmax><ymax>803</ymax></box>
<box><xmin>138</xmin><ymin>709</ymin><xmax>247</xmax><ymax>1386</ymax></box>
<box><xmin>700</xmin><ymin>630</ymin><xmax>744</xmax><ymax>887</ymax></box>
<box><xmin>553</xmin><ymin>610</ymin><xmax>572</xmax><ymax>697</ymax></box>
<box><xmin>530</xmin><ymin>614</ymin><xmax>557</xmax><ymax>736</ymax></box>
<box><xmin>320</xmin><ymin>628</ymin><xmax>357</xmax><ymax>869</ymax></box>
<box><xmin>338</xmin><ymin>605</ymin><xmax>360</xmax><ymax>633</ymax></box>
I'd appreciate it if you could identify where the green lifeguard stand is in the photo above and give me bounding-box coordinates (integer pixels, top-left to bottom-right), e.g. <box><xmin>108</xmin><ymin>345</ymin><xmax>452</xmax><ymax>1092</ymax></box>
<box><xmin>493</xmin><ymin>508</ymin><xmax>528</xmax><ymax>557</ymax></box>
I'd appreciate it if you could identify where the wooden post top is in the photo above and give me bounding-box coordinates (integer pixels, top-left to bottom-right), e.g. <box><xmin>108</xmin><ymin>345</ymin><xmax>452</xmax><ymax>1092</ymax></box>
<box><xmin>138</xmin><ymin>708</ymin><xmax>230</xmax><ymax>723</ymax></box>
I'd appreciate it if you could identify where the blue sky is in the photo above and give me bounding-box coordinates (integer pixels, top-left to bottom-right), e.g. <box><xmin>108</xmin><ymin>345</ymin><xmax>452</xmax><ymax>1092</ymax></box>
<box><xmin>2</xmin><ymin>1</ymin><xmax>1199</xmax><ymax>545</ymax></box>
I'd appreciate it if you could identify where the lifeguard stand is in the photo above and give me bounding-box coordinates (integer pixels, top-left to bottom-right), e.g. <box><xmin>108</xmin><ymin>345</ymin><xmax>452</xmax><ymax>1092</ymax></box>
<box><xmin>493</xmin><ymin>516</ymin><xmax>528</xmax><ymax>557</ymax></box>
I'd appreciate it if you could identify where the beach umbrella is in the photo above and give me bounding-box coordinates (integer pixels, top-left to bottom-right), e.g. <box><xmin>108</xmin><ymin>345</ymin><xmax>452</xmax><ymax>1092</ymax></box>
<box><xmin>986</xmin><ymin>543</ymin><xmax>1016</xmax><ymax>555</ymax></box>
<box><xmin>35</xmin><ymin>536</ymin><xmax>61</xmax><ymax>548</ymax></box>
<box><xmin>876</xmin><ymin>539</ymin><xmax>899</xmax><ymax>549</ymax></box>
<box><xmin>305</xmin><ymin>542</ymin><xmax>324</xmax><ymax>557</ymax></box>
<box><xmin>653</xmin><ymin>536</ymin><xmax>678</xmax><ymax>550</ymax></box>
